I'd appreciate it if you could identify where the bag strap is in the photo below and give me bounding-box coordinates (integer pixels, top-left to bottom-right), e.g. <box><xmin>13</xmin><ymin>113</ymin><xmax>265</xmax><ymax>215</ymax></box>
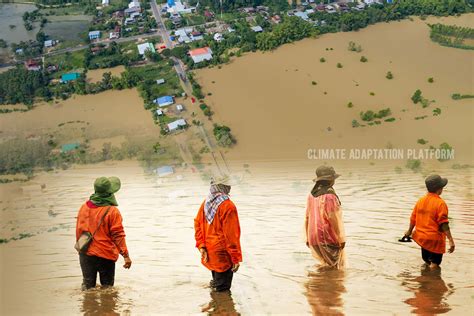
<box><xmin>91</xmin><ymin>206</ymin><xmax>111</xmax><ymax>238</ymax></box>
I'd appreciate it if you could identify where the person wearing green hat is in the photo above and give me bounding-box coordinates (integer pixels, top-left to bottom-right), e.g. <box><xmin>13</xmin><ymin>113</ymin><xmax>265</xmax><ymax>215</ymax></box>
<box><xmin>75</xmin><ymin>176</ymin><xmax>132</xmax><ymax>290</ymax></box>
<box><xmin>305</xmin><ymin>166</ymin><xmax>346</xmax><ymax>269</ymax></box>
<box><xmin>403</xmin><ymin>174</ymin><xmax>455</xmax><ymax>270</ymax></box>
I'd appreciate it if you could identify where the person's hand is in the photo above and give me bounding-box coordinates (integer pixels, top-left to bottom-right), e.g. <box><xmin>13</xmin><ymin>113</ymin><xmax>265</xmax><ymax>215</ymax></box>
<box><xmin>200</xmin><ymin>248</ymin><xmax>208</xmax><ymax>263</ymax></box>
<box><xmin>404</xmin><ymin>230</ymin><xmax>412</xmax><ymax>237</ymax></box>
<box><xmin>448</xmin><ymin>240</ymin><xmax>455</xmax><ymax>253</ymax></box>
<box><xmin>123</xmin><ymin>256</ymin><xmax>132</xmax><ymax>269</ymax></box>
<box><xmin>231</xmin><ymin>263</ymin><xmax>240</xmax><ymax>273</ymax></box>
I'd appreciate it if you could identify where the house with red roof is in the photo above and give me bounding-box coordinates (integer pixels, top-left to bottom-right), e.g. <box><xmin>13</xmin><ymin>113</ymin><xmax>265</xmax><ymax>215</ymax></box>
<box><xmin>189</xmin><ymin>47</ymin><xmax>213</xmax><ymax>64</ymax></box>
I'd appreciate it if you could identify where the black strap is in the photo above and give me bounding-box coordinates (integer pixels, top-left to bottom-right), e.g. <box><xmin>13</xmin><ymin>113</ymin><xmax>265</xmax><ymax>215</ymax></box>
<box><xmin>91</xmin><ymin>206</ymin><xmax>111</xmax><ymax>238</ymax></box>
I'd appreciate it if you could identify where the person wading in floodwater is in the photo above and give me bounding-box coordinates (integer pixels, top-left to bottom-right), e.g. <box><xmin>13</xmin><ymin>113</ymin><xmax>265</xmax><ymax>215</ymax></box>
<box><xmin>403</xmin><ymin>175</ymin><xmax>455</xmax><ymax>270</ymax></box>
<box><xmin>75</xmin><ymin>177</ymin><xmax>132</xmax><ymax>290</ymax></box>
<box><xmin>305</xmin><ymin>166</ymin><xmax>346</xmax><ymax>269</ymax></box>
<box><xmin>194</xmin><ymin>176</ymin><xmax>242</xmax><ymax>292</ymax></box>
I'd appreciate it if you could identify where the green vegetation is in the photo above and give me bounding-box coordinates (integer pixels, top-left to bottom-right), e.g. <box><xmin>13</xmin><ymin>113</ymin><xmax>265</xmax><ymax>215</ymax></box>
<box><xmin>428</xmin><ymin>77</ymin><xmax>434</xmax><ymax>83</ymax></box>
<box><xmin>336</xmin><ymin>63</ymin><xmax>343</xmax><ymax>68</ymax></box>
<box><xmin>320</xmin><ymin>57</ymin><xmax>326</xmax><ymax>63</ymax></box>
<box><xmin>311</xmin><ymin>81</ymin><xmax>317</xmax><ymax>85</ymax></box>
<box><xmin>351</xmin><ymin>119</ymin><xmax>360</xmax><ymax>128</ymax></box>
<box><xmin>369</xmin><ymin>92</ymin><xmax>375</xmax><ymax>96</ymax></box>
<box><xmin>451</xmin><ymin>93</ymin><xmax>474</xmax><ymax>100</ymax></box>
<box><xmin>256</xmin><ymin>16</ymin><xmax>317</xmax><ymax>51</ymax></box>
<box><xmin>417</xmin><ymin>138</ymin><xmax>428</xmax><ymax>145</ymax></box>
<box><xmin>0</xmin><ymin>67</ymin><xmax>49</xmax><ymax>106</ymax></box>
<box><xmin>384</xmin><ymin>117</ymin><xmax>396</xmax><ymax>122</ymax></box>
<box><xmin>433</xmin><ymin>108</ymin><xmax>441</xmax><ymax>116</ymax></box>
<box><xmin>411</xmin><ymin>89</ymin><xmax>423</xmax><ymax>104</ymax></box>
<box><xmin>438</xmin><ymin>142</ymin><xmax>453</xmax><ymax>162</ymax></box>
<box><xmin>386</xmin><ymin>71</ymin><xmax>393</xmax><ymax>80</ymax></box>
<box><xmin>429</xmin><ymin>23</ymin><xmax>474</xmax><ymax>50</ymax></box>
<box><xmin>0</xmin><ymin>39</ymin><xmax>7</xmax><ymax>48</ymax></box>
<box><xmin>213</xmin><ymin>124</ymin><xmax>236</xmax><ymax>147</ymax></box>
<box><xmin>360</xmin><ymin>56</ymin><xmax>368</xmax><ymax>62</ymax></box>
<box><xmin>348</xmin><ymin>41</ymin><xmax>362</xmax><ymax>52</ymax></box>
<box><xmin>347</xmin><ymin>102</ymin><xmax>354</xmax><ymax>108</ymax></box>
<box><xmin>415</xmin><ymin>115</ymin><xmax>428</xmax><ymax>120</ymax></box>
<box><xmin>199</xmin><ymin>103</ymin><xmax>213</xmax><ymax>118</ymax></box>
<box><xmin>406</xmin><ymin>159</ymin><xmax>422</xmax><ymax>172</ymax></box>
<box><xmin>360</xmin><ymin>108</ymin><xmax>392</xmax><ymax>122</ymax></box>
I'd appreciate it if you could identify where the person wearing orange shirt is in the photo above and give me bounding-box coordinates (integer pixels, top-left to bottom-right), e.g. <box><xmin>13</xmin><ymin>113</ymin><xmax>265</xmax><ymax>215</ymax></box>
<box><xmin>404</xmin><ymin>175</ymin><xmax>455</xmax><ymax>270</ymax></box>
<box><xmin>76</xmin><ymin>177</ymin><xmax>132</xmax><ymax>290</ymax></box>
<box><xmin>194</xmin><ymin>176</ymin><xmax>242</xmax><ymax>292</ymax></box>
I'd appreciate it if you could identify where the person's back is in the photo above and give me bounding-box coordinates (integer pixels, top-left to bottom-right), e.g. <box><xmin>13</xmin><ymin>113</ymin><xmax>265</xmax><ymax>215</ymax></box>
<box><xmin>75</xmin><ymin>177</ymin><xmax>132</xmax><ymax>290</ymax></box>
<box><xmin>411</xmin><ymin>193</ymin><xmax>449</xmax><ymax>254</ymax></box>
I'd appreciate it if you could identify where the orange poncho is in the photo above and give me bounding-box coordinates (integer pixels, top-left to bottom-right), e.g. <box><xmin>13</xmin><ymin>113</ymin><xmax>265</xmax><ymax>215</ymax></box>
<box><xmin>194</xmin><ymin>199</ymin><xmax>242</xmax><ymax>272</ymax></box>
<box><xmin>76</xmin><ymin>201</ymin><xmax>129</xmax><ymax>261</ymax></box>
<box><xmin>410</xmin><ymin>193</ymin><xmax>449</xmax><ymax>254</ymax></box>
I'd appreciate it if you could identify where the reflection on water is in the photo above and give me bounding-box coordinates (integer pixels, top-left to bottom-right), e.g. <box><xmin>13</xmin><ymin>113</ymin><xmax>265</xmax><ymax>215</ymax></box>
<box><xmin>201</xmin><ymin>291</ymin><xmax>240</xmax><ymax>315</ymax></box>
<box><xmin>306</xmin><ymin>267</ymin><xmax>345</xmax><ymax>316</ymax></box>
<box><xmin>0</xmin><ymin>161</ymin><xmax>473</xmax><ymax>314</ymax></box>
<box><xmin>401</xmin><ymin>267</ymin><xmax>453</xmax><ymax>315</ymax></box>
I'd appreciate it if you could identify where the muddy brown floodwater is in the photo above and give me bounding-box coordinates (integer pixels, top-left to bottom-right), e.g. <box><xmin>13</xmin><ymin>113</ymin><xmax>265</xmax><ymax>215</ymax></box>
<box><xmin>0</xmin><ymin>160</ymin><xmax>472</xmax><ymax>315</ymax></box>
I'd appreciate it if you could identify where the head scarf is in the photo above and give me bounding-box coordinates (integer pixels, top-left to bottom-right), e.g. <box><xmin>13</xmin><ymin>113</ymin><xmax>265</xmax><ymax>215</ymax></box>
<box><xmin>90</xmin><ymin>192</ymin><xmax>118</xmax><ymax>206</ymax></box>
<box><xmin>204</xmin><ymin>184</ymin><xmax>230</xmax><ymax>224</ymax></box>
<box><xmin>311</xmin><ymin>180</ymin><xmax>341</xmax><ymax>204</ymax></box>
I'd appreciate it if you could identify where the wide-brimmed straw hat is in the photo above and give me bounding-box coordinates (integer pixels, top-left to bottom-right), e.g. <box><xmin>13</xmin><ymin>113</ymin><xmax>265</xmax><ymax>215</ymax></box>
<box><xmin>211</xmin><ymin>174</ymin><xmax>240</xmax><ymax>187</ymax></box>
<box><xmin>425</xmin><ymin>174</ymin><xmax>448</xmax><ymax>192</ymax></box>
<box><xmin>313</xmin><ymin>166</ymin><xmax>340</xmax><ymax>182</ymax></box>
<box><xmin>94</xmin><ymin>176</ymin><xmax>121</xmax><ymax>194</ymax></box>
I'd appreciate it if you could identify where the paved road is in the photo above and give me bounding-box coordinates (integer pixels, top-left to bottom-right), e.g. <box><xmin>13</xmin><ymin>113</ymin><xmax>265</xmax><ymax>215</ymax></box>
<box><xmin>150</xmin><ymin>0</ymin><xmax>229</xmax><ymax>175</ymax></box>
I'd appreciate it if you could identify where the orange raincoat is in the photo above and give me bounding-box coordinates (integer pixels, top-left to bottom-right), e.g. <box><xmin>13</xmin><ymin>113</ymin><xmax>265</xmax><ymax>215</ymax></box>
<box><xmin>410</xmin><ymin>193</ymin><xmax>449</xmax><ymax>254</ymax></box>
<box><xmin>76</xmin><ymin>201</ymin><xmax>129</xmax><ymax>261</ymax></box>
<box><xmin>194</xmin><ymin>199</ymin><xmax>242</xmax><ymax>272</ymax></box>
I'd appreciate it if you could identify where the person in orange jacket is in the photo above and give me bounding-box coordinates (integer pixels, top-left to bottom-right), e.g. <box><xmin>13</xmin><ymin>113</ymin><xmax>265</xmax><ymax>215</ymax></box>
<box><xmin>404</xmin><ymin>174</ymin><xmax>455</xmax><ymax>270</ymax></box>
<box><xmin>76</xmin><ymin>177</ymin><xmax>132</xmax><ymax>290</ymax></box>
<box><xmin>194</xmin><ymin>176</ymin><xmax>242</xmax><ymax>292</ymax></box>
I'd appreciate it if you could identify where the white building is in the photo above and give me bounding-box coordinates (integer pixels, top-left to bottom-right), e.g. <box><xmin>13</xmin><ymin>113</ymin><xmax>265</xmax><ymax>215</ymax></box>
<box><xmin>176</xmin><ymin>104</ymin><xmax>184</xmax><ymax>111</ymax></box>
<box><xmin>156</xmin><ymin>78</ymin><xmax>165</xmax><ymax>85</ymax></box>
<box><xmin>213</xmin><ymin>33</ymin><xmax>223</xmax><ymax>42</ymax></box>
<box><xmin>189</xmin><ymin>47</ymin><xmax>213</xmax><ymax>63</ymax></box>
<box><xmin>129</xmin><ymin>0</ymin><xmax>140</xmax><ymax>9</ymax></box>
<box><xmin>167</xmin><ymin>0</ymin><xmax>195</xmax><ymax>14</ymax></box>
<box><xmin>167</xmin><ymin>119</ymin><xmax>187</xmax><ymax>132</ymax></box>
<box><xmin>102</xmin><ymin>0</ymin><xmax>109</xmax><ymax>6</ymax></box>
<box><xmin>156</xmin><ymin>109</ymin><xmax>163</xmax><ymax>116</ymax></box>
<box><xmin>137</xmin><ymin>42</ymin><xmax>155</xmax><ymax>55</ymax></box>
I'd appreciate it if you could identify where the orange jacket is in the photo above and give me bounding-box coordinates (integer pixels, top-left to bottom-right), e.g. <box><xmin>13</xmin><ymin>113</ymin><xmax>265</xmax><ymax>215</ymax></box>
<box><xmin>194</xmin><ymin>199</ymin><xmax>242</xmax><ymax>272</ymax></box>
<box><xmin>410</xmin><ymin>193</ymin><xmax>449</xmax><ymax>254</ymax></box>
<box><xmin>76</xmin><ymin>201</ymin><xmax>129</xmax><ymax>261</ymax></box>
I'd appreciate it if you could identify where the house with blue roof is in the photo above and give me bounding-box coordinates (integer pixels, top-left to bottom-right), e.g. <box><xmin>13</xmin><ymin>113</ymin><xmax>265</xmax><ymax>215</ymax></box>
<box><xmin>156</xmin><ymin>165</ymin><xmax>174</xmax><ymax>177</ymax></box>
<box><xmin>61</xmin><ymin>73</ymin><xmax>80</xmax><ymax>83</ymax></box>
<box><xmin>88</xmin><ymin>30</ymin><xmax>101</xmax><ymax>41</ymax></box>
<box><xmin>153</xmin><ymin>96</ymin><xmax>174</xmax><ymax>107</ymax></box>
<box><xmin>61</xmin><ymin>143</ymin><xmax>80</xmax><ymax>153</ymax></box>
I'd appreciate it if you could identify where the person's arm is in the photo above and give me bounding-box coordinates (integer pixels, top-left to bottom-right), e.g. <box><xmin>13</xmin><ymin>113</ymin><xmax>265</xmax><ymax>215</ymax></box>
<box><xmin>194</xmin><ymin>202</ymin><xmax>208</xmax><ymax>262</ymax></box>
<box><xmin>405</xmin><ymin>204</ymin><xmax>417</xmax><ymax>237</ymax></box>
<box><xmin>109</xmin><ymin>208</ymin><xmax>132</xmax><ymax>268</ymax></box>
<box><xmin>326</xmin><ymin>195</ymin><xmax>345</xmax><ymax>248</ymax></box>
<box><xmin>305</xmin><ymin>196</ymin><xmax>310</xmax><ymax>247</ymax></box>
<box><xmin>221</xmin><ymin>202</ymin><xmax>242</xmax><ymax>272</ymax></box>
<box><xmin>438</xmin><ymin>202</ymin><xmax>455</xmax><ymax>253</ymax></box>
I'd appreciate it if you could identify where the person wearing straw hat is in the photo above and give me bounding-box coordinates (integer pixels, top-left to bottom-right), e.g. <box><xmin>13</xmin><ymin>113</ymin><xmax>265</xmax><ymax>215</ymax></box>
<box><xmin>403</xmin><ymin>175</ymin><xmax>455</xmax><ymax>270</ymax></box>
<box><xmin>305</xmin><ymin>166</ymin><xmax>346</xmax><ymax>269</ymax></box>
<box><xmin>75</xmin><ymin>177</ymin><xmax>132</xmax><ymax>290</ymax></box>
<box><xmin>194</xmin><ymin>175</ymin><xmax>242</xmax><ymax>292</ymax></box>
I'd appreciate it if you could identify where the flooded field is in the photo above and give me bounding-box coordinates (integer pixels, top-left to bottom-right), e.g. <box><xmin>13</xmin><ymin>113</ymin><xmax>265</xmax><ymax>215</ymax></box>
<box><xmin>87</xmin><ymin>66</ymin><xmax>126</xmax><ymax>84</ymax></box>
<box><xmin>0</xmin><ymin>160</ymin><xmax>473</xmax><ymax>315</ymax></box>
<box><xmin>42</xmin><ymin>15</ymin><xmax>91</xmax><ymax>42</ymax></box>
<box><xmin>196</xmin><ymin>15</ymin><xmax>474</xmax><ymax>163</ymax></box>
<box><xmin>0</xmin><ymin>89</ymin><xmax>157</xmax><ymax>144</ymax></box>
<box><xmin>0</xmin><ymin>3</ymin><xmax>38</xmax><ymax>44</ymax></box>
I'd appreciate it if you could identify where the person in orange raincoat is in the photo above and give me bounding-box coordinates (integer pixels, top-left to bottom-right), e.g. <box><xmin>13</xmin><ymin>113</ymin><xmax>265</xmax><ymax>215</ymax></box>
<box><xmin>194</xmin><ymin>176</ymin><xmax>242</xmax><ymax>292</ymax></box>
<box><xmin>76</xmin><ymin>177</ymin><xmax>132</xmax><ymax>290</ymax></box>
<box><xmin>404</xmin><ymin>174</ymin><xmax>455</xmax><ymax>270</ymax></box>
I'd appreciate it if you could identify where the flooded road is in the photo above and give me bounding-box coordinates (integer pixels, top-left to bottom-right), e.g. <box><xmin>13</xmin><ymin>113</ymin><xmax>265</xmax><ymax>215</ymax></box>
<box><xmin>0</xmin><ymin>160</ymin><xmax>472</xmax><ymax>315</ymax></box>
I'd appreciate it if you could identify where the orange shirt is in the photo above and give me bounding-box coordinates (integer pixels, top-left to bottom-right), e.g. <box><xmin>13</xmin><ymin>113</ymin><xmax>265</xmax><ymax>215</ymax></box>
<box><xmin>410</xmin><ymin>193</ymin><xmax>449</xmax><ymax>254</ymax></box>
<box><xmin>194</xmin><ymin>199</ymin><xmax>242</xmax><ymax>272</ymax></box>
<box><xmin>76</xmin><ymin>201</ymin><xmax>129</xmax><ymax>261</ymax></box>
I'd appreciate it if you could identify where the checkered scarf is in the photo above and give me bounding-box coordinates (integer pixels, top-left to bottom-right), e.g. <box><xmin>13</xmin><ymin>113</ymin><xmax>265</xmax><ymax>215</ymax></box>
<box><xmin>204</xmin><ymin>184</ymin><xmax>230</xmax><ymax>224</ymax></box>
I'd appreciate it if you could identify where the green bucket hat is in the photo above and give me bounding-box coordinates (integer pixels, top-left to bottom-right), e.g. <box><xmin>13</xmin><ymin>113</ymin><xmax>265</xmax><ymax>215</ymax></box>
<box><xmin>313</xmin><ymin>166</ymin><xmax>340</xmax><ymax>182</ymax></box>
<box><xmin>94</xmin><ymin>176</ymin><xmax>121</xmax><ymax>194</ymax></box>
<box><xmin>90</xmin><ymin>177</ymin><xmax>121</xmax><ymax>206</ymax></box>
